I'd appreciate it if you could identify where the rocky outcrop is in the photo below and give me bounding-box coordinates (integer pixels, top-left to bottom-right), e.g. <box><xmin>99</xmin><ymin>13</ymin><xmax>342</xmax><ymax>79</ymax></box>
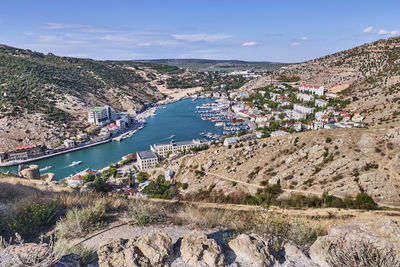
<box><xmin>310</xmin><ymin>218</ymin><xmax>400</xmax><ymax>267</ymax></box>
<box><xmin>98</xmin><ymin>230</ymin><xmax>171</xmax><ymax>267</ymax></box>
<box><xmin>98</xmin><ymin>238</ymin><xmax>151</xmax><ymax>267</ymax></box>
<box><xmin>228</xmin><ymin>233</ymin><xmax>274</xmax><ymax>267</ymax></box>
<box><xmin>134</xmin><ymin>230</ymin><xmax>172</xmax><ymax>266</ymax></box>
<box><xmin>180</xmin><ymin>231</ymin><xmax>225</xmax><ymax>267</ymax></box>
<box><xmin>19</xmin><ymin>165</ymin><xmax>40</xmax><ymax>179</ymax></box>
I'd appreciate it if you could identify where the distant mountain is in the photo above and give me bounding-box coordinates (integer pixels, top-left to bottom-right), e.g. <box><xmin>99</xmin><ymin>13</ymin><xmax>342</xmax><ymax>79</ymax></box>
<box><xmin>137</xmin><ymin>58</ymin><xmax>289</xmax><ymax>71</ymax></box>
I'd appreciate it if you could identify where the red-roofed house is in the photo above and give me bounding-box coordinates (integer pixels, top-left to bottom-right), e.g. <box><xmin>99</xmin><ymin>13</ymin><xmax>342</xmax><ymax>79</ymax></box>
<box><xmin>66</xmin><ymin>174</ymin><xmax>83</xmax><ymax>188</ymax></box>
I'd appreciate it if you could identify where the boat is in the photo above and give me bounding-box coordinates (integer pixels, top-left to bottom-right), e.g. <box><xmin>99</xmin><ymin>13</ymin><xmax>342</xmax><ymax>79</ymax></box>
<box><xmin>69</xmin><ymin>161</ymin><xmax>82</xmax><ymax>167</ymax></box>
<box><xmin>169</xmin><ymin>135</ymin><xmax>175</xmax><ymax>139</ymax></box>
<box><xmin>40</xmin><ymin>166</ymin><xmax>52</xmax><ymax>171</ymax></box>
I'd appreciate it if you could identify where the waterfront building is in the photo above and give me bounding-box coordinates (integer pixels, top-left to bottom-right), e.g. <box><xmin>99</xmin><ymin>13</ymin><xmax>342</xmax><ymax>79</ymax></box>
<box><xmin>88</xmin><ymin>106</ymin><xmax>117</xmax><ymax>126</ymax></box>
<box><xmin>150</xmin><ymin>139</ymin><xmax>209</xmax><ymax>159</ymax></box>
<box><xmin>64</xmin><ymin>139</ymin><xmax>75</xmax><ymax>148</ymax></box>
<box><xmin>298</xmin><ymin>84</ymin><xmax>324</xmax><ymax>96</ymax></box>
<box><xmin>7</xmin><ymin>145</ymin><xmax>39</xmax><ymax>162</ymax></box>
<box><xmin>136</xmin><ymin>150</ymin><xmax>158</xmax><ymax>171</ymax></box>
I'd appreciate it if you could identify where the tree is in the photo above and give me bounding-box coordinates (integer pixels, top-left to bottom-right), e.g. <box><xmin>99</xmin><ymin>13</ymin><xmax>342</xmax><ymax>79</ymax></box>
<box><xmin>136</xmin><ymin>172</ymin><xmax>149</xmax><ymax>183</ymax></box>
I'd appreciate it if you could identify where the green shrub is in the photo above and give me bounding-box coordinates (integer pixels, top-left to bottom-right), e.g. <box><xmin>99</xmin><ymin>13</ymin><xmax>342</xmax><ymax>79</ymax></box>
<box><xmin>56</xmin><ymin>202</ymin><xmax>106</xmax><ymax>239</ymax></box>
<box><xmin>141</xmin><ymin>175</ymin><xmax>180</xmax><ymax>199</ymax></box>
<box><xmin>128</xmin><ymin>204</ymin><xmax>154</xmax><ymax>226</ymax></box>
<box><xmin>354</xmin><ymin>193</ymin><xmax>378</xmax><ymax>210</ymax></box>
<box><xmin>9</xmin><ymin>200</ymin><xmax>60</xmax><ymax>239</ymax></box>
<box><xmin>82</xmin><ymin>173</ymin><xmax>95</xmax><ymax>183</ymax></box>
<box><xmin>136</xmin><ymin>172</ymin><xmax>149</xmax><ymax>183</ymax></box>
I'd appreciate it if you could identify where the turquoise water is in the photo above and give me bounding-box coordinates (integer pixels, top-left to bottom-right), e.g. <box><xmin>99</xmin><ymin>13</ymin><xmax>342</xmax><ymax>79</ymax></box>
<box><xmin>0</xmin><ymin>98</ymin><xmax>221</xmax><ymax>179</ymax></box>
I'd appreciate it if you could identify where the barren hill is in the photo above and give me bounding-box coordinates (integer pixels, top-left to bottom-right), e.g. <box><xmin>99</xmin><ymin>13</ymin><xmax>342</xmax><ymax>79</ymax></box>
<box><xmin>165</xmin><ymin>122</ymin><xmax>400</xmax><ymax>206</ymax></box>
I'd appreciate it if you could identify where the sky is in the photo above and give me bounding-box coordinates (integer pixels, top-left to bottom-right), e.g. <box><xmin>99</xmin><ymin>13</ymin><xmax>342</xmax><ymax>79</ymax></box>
<box><xmin>0</xmin><ymin>0</ymin><xmax>399</xmax><ymax>63</ymax></box>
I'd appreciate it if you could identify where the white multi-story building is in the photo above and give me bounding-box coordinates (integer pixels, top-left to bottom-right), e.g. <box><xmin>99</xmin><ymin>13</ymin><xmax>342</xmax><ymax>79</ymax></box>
<box><xmin>136</xmin><ymin>150</ymin><xmax>159</xmax><ymax>171</ymax></box>
<box><xmin>291</xmin><ymin>110</ymin><xmax>307</xmax><ymax>120</ymax></box>
<box><xmin>299</xmin><ymin>84</ymin><xmax>324</xmax><ymax>96</ymax></box>
<box><xmin>296</xmin><ymin>93</ymin><xmax>314</xmax><ymax>102</ymax></box>
<box><xmin>293</xmin><ymin>104</ymin><xmax>315</xmax><ymax>115</ymax></box>
<box><xmin>150</xmin><ymin>139</ymin><xmax>209</xmax><ymax>159</ymax></box>
<box><xmin>88</xmin><ymin>106</ymin><xmax>117</xmax><ymax>125</ymax></box>
<box><xmin>315</xmin><ymin>99</ymin><xmax>328</xmax><ymax>108</ymax></box>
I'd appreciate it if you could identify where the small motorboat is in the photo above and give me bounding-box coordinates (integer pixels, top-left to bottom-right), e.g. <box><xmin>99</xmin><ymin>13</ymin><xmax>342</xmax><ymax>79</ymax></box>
<box><xmin>40</xmin><ymin>166</ymin><xmax>52</xmax><ymax>171</ymax></box>
<box><xmin>69</xmin><ymin>161</ymin><xmax>82</xmax><ymax>167</ymax></box>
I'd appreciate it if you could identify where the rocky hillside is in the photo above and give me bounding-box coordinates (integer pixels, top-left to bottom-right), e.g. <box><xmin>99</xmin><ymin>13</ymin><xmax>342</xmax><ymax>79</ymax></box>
<box><xmin>242</xmin><ymin>36</ymin><xmax>400</xmax><ymax>124</ymax></box>
<box><xmin>0</xmin><ymin>44</ymin><xmax>209</xmax><ymax>151</ymax></box>
<box><xmin>1</xmin><ymin>176</ymin><xmax>399</xmax><ymax>266</ymax></box>
<box><xmin>165</xmin><ymin>122</ymin><xmax>400</xmax><ymax>206</ymax></box>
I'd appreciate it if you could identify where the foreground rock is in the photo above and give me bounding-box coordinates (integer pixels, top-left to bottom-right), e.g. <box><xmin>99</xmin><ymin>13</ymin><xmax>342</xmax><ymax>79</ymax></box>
<box><xmin>98</xmin><ymin>230</ymin><xmax>171</xmax><ymax>267</ymax></box>
<box><xmin>98</xmin><ymin>238</ymin><xmax>151</xmax><ymax>267</ymax></box>
<box><xmin>180</xmin><ymin>231</ymin><xmax>225</xmax><ymax>267</ymax></box>
<box><xmin>134</xmin><ymin>230</ymin><xmax>172</xmax><ymax>266</ymax></box>
<box><xmin>228</xmin><ymin>233</ymin><xmax>274</xmax><ymax>267</ymax></box>
<box><xmin>310</xmin><ymin>218</ymin><xmax>400</xmax><ymax>267</ymax></box>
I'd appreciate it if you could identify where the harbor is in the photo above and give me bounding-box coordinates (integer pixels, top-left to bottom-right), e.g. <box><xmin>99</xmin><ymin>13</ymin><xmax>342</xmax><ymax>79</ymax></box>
<box><xmin>195</xmin><ymin>99</ymin><xmax>250</xmax><ymax>137</ymax></box>
<box><xmin>0</xmin><ymin>98</ymin><xmax>223</xmax><ymax>179</ymax></box>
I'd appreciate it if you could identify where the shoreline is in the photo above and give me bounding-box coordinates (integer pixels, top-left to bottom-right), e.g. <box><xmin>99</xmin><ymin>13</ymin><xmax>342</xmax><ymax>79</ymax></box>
<box><xmin>0</xmin><ymin>139</ymin><xmax>112</xmax><ymax>167</ymax></box>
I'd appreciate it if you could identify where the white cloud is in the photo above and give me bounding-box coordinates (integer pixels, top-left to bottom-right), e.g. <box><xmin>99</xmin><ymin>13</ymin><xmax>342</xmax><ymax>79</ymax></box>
<box><xmin>390</xmin><ymin>30</ymin><xmax>400</xmax><ymax>36</ymax></box>
<box><xmin>363</xmin><ymin>26</ymin><xmax>373</xmax><ymax>33</ymax></box>
<box><xmin>378</xmin><ymin>29</ymin><xmax>388</xmax><ymax>35</ymax></box>
<box><xmin>291</xmin><ymin>42</ymin><xmax>300</xmax><ymax>46</ymax></box>
<box><xmin>171</xmin><ymin>33</ymin><xmax>230</xmax><ymax>42</ymax></box>
<box><xmin>242</xmin><ymin>41</ymin><xmax>258</xmax><ymax>47</ymax></box>
<box><xmin>301</xmin><ymin>36</ymin><xmax>308</xmax><ymax>40</ymax></box>
<box><xmin>43</xmin><ymin>22</ymin><xmax>113</xmax><ymax>33</ymax></box>
<box><xmin>138</xmin><ymin>42</ymin><xmax>152</xmax><ymax>47</ymax></box>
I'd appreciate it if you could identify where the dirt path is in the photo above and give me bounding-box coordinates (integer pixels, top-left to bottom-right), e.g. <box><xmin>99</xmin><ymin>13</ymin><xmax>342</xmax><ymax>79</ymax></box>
<box><xmin>204</xmin><ymin>171</ymin><xmax>400</xmax><ymax>209</ymax></box>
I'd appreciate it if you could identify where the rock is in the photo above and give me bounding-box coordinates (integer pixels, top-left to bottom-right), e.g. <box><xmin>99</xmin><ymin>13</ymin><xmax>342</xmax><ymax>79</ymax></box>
<box><xmin>204</xmin><ymin>160</ymin><xmax>215</xmax><ymax>170</ymax></box>
<box><xmin>55</xmin><ymin>254</ymin><xmax>82</xmax><ymax>267</ymax></box>
<box><xmin>0</xmin><ymin>248</ymin><xmax>21</xmax><ymax>267</ymax></box>
<box><xmin>98</xmin><ymin>238</ymin><xmax>151</xmax><ymax>267</ymax></box>
<box><xmin>19</xmin><ymin>165</ymin><xmax>40</xmax><ymax>179</ymax></box>
<box><xmin>310</xmin><ymin>219</ymin><xmax>400</xmax><ymax>267</ymax></box>
<box><xmin>277</xmin><ymin>244</ymin><xmax>317</xmax><ymax>267</ymax></box>
<box><xmin>357</xmin><ymin>133</ymin><xmax>376</xmax><ymax>148</ymax></box>
<box><xmin>4</xmin><ymin>243</ymin><xmax>50</xmax><ymax>264</ymax></box>
<box><xmin>228</xmin><ymin>233</ymin><xmax>273</xmax><ymax>267</ymax></box>
<box><xmin>180</xmin><ymin>230</ymin><xmax>225</xmax><ymax>267</ymax></box>
<box><xmin>134</xmin><ymin>230</ymin><xmax>172</xmax><ymax>266</ymax></box>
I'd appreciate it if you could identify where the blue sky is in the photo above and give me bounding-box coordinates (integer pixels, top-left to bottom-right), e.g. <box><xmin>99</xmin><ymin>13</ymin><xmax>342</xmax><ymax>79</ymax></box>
<box><xmin>0</xmin><ymin>0</ymin><xmax>399</xmax><ymax>62</ymax></box>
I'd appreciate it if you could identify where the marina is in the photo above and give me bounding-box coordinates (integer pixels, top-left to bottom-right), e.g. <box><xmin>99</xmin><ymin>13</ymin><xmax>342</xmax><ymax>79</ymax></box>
<box><xmin>195</xmin><ymin>99</ymin><xmax>249</xmax><ymax>136</ymax></box>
